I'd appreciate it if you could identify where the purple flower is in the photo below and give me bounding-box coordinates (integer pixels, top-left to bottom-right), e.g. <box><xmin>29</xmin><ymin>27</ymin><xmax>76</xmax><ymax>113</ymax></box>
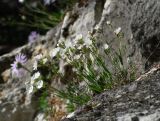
<box><xmin>28</xmin><ymin>31</ymin><xmax>39</xmax><ymax>43</ymax></box>
<box><xmin>11</xmin><ymin>53</ymin><xmax>27</xmax><ymax>77</ymax></box>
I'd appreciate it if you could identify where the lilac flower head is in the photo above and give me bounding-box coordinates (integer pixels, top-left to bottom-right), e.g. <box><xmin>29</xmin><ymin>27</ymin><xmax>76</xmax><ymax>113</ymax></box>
<box><xmin>11</xmin><ymin>53</ymin><xmax>27</xmax><ymax>77</ymax></box>
<box><xmin>28</xmin><ymin>31</ymin><xmax>39</xmax><ymax>43</ymax></box>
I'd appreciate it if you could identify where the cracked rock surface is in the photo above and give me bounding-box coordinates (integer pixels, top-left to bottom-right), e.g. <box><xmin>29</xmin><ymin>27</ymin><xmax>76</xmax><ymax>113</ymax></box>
<box><xmin>0</xmin><ymin>0</ymin><xmax>160</xmax><ymax>121</ymax></box>
<box><xmin>63</xmin><ymin>68</ymin><xmax>160</xmax><ymax>121</ymax></box>
<box><xmin>131</xmin><ymin>0</ymin><xmax>160</xmax><ymax>68</ymax></box>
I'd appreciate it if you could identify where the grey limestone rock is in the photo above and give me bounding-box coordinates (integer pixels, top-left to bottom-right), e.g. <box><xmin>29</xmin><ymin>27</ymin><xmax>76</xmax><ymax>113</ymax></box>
<box><xmin>1</xmin><ymin>0</ymin><xmax>160</xmax><ymax>120</ymax></box>
<box><xmin>131</xmin><ymin>0</ymin><xmax>160</xmax><ymax>68</ymax></box>
<box><xmin>63</xmin><ymin>67</ymin><xmax>160</xmax><ymax>121</ymax></box>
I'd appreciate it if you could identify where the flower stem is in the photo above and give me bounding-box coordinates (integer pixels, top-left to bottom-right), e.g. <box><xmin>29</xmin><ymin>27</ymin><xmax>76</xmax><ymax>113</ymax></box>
<box><xmin>21</xmin><ymin>65</ymin><xmax>32</xmax><ymax>73</ymax></box>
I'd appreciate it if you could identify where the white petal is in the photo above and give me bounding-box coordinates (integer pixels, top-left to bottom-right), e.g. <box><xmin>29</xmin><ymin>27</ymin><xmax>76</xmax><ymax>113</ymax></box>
<box><xmin>65</xmin><ymin>40</ymin><xmax>72</xmax><ymax>48</ymax></box>
<box><xmin>32</xmin><ymin>72</ymin><xmax>41</xmax><ymax>81</ymax></box>
<box><xmin>127</xmin><ymin>57</ymin><xmax>130</xmax><ymax>63</ymax></box>
<box><xmin>104</xmin><ymin>44</ymin><xmax>109</xmax><ymax>50</ymax></box>
<box><xmin>77</xmin><ymin>45</ymin><xmax>84</xmax><ymax>50</ymax></box>
<box><xmin>106</xmin><ymin>21</ymin><xmax>111</xmax><ymax>25</ymax></box>
<box><xmin>34</xmin><ymin>54</ymin><xmax>43</xmax><ymax>60</ymax></box>
<box><xmin>74</xmin><ymin>54</ymin><xmax>81</xmax><ymax>60</ymax></box>
<box><xmin>114</xmin><ymin>27</ymin><xmax>121</xmax><ymax>35</ymax></box>
<box><xmin>50</xmin><ymin>47</ymin><xmax>60</xmax><ymax>58</ymax></box>
<box><xmin>31</xmin><ymin>77</ymin><xmax>35</xmax><ymax>85</ymax></box>
<box><xmin>36</xmin><ymin>80</ymin><xmax>43</xmax><ymax>89</ymax></box>
<box><xmin>84</xmin><ymin>38</ymin><xmax>92</xmax><ymax>46</ymax></box>
<box><xmin>26</xmin><ymin>85</ymin><xmax>33</xmax><ymax>94</ymax></box>
<box><xmin>33</xmin><ymin>61</ymin><xmax>38</xmax><ymax>70</ymax></box>
<box><xmin>75</xmin><ymin>34</ymin><xmax>83</xmax><ymax>40</ymax></box>
<box><xmin>95</xmin><ymin>25</ymin><xmax>100</xmax><ymax>30</ymax></box>
<box><xmin>42</xmin><ymin>58</ymin><xmax>48</xmax><ymax>64</ymax></box>
<box><xmin>19</xmin><ymin>0</ymin><xmax>24</xmax><ymax>3</ymax></box>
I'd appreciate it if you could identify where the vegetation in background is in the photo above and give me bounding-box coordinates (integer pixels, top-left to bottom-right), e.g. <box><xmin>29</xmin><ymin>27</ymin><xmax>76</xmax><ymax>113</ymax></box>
<box><xmin>0</xmin><ymin>0</ymin><xmax>77</xmax><ymax>49</ymax></box>
<box><xmin>3</xmin><ymin>0</ymin><xmax>77</xmax><ymax>30</ymax></box>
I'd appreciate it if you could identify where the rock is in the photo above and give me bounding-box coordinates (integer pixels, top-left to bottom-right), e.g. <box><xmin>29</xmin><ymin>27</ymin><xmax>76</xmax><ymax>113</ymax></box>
<box><xmin>63</xmin><ymin>66</ymin><xmax>160</xmax><ymax>121</ymax></box>
<box><xmin>60</xmin><ymin>0</ymin><xmax>96</xmax><ymax>40</ymax></box>
<box><xmin>1</xmin><ymin>69</ymin><xmax>10</xmax><ymax>82</ymax></box>
<box><xmin>1</xmin><ymin>0</ymin><xmax>160</xmax><ymax>121</ymax></box>
<box><xmin>131</xmin><ymin>0</ymin><xmax>160</xmax><ymax>68</ymax></box>
<box><xmin>0</xmin><ymin>26</ymin><xmax>60</xmax><ymax>121</ymax></box>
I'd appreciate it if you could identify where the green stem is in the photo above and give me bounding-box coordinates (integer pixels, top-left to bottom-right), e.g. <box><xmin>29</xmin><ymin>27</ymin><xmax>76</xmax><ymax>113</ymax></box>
<box><xmin>21</xmin><ymin>65</ymin><xmax>32</xmax><ymax>73</ymax></box>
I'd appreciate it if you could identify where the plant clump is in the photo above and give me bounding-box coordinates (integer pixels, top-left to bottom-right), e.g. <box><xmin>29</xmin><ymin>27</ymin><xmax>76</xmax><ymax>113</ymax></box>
<box><xmin>10</xmin><ymin>23</ymin><xmax>137</xmax><ymax>120</ymax></box>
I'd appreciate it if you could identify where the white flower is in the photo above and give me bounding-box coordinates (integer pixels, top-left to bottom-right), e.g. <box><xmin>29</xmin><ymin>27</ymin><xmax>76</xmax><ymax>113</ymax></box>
<box><xmin>95</xmin><ymin>25</ymin><xmax>100</xmax><ymax>30</ymax></box>
<box><xmin>127</xmin><ymin>57</ymin><xmax>130</xmax><ymax>64</ymax></box>
<box><xmin>33</xmin><ymin>61</ymin><xmax>38</xmax><ymax>70</ymax></box>
<box><xmin>31</xmin><ymin>77</ymin><xmax>35</xmax><ymax>85</ymax></box>
<box><xmin>33</xmin><ymin>54</ymin><xmax>43</xmax><ymax>70</ymax></box>
<box><xmin>74</xmin><ymin>54</ymin><xmax>81</xmax><ymax>60</ymax></box>
<box><xmin>77</xmin><ymin>45</ymin><xmax>84</xmax><ymax>50</ymax></box>
<box><xmin>36</xmin><ymin>80</ymin><xmax>43</xmax><ymax>89</ymax></box>
<box><xmin>75</xmin><ymin>34</ymin><xmax>83</xmax><ymax>40</ymax></box>
<box><xmin>31</xmin><ymin>76</ymin><xmax>34</xmax><ymax>82</ymax></box>
<box><xmin>19</xmin><ymin>0</ymin><xmax>24</xmax><ymax>3</ymax></box>
<box><xmin>44</xmin><ymin>0</ymin><xmax>56</xmax><ymax>5</ymax></box>
<box><xmin>31</xmin><ymin>72</ymin><xmax>41</xmax><ymax>81</ymax></box>
<box><xmin>34</xmin><ymin>72</ymin><xmax>40</xmax><ymax>79</ymax></box>
<box><xmin>26</xmin><ymin>85</ymin><xmax>33</xmax><ymax>94</ymax></box>
<box><xmin>104</xmin><ymin>44</ymin><xmax>109</xmax><ymax>50</ymax></box>
<box><xmin>88</xmin><ymin>31</ymin><xmax>92</xmax><ymax>35</ymax></box>
<box><xmin>72</xmin><ymin>68</ymin><xmax>78</xmax><ymax>72</ymax></box>
<box><xmin>65</xmin><ymin>40</ymin><xmax>72</xmax><ymax>48</ymax></box>
<box><xmin>106</xmin><ymin>21</ymin><xmax>111</xmax><ymax>25</ymax></box>
<box><xmin>57</xmin><ymin>38</ymin><xmax>64</xmax><ymax>45</ymax></box>
<box><xmin>50</xmin><ymin>47</ymin><xmax>60</xmax><ymax>58</ymax></box>
<box><xmin>34</xmin><ymin>54</ymin><xmax>43</xmax><ymax>61</ymax></box>
<box><xmin>42</xmin><ymin>58</ymin><xmax>48</xmax><ymax>64</ymax></box>
<box><xmin>84</xmin><ymin>38</ymin><xmax>92</xmax><ymax>46</ymax></box>
<box><xmin>114</xmin><ymin>27</ymin><xmax>121</xmax><ymax>35</ymax></box>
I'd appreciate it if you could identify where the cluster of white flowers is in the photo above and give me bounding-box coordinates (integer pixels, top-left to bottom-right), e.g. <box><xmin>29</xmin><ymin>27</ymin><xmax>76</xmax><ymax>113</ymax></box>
<box><xmin>49</xmin><ymin>34</ymin><xmax>91</xmax><ymax>63</ymax></box>
<box><xmin>36</xmin><ymin>80</ymin><xmax>44</xmax><ymax>89</ymax></box>
<box><xmin>49</xmin><ymin>32</ymin><xmax>110</xmax><ymax>72</ymax></box>
<box><xmin>26</xmin><ymin>31</ymin><xmax>110</xmax><ymax>94</ymax></box>
<box><xmin>26</xmin><ymin>71</ymin><xmax>44</xmax><ymax>94</ymax></box>
<box><xmin>26</xmin><ymin>54</ymin><xmax>47</xmax><ymax>94</ymax></box>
